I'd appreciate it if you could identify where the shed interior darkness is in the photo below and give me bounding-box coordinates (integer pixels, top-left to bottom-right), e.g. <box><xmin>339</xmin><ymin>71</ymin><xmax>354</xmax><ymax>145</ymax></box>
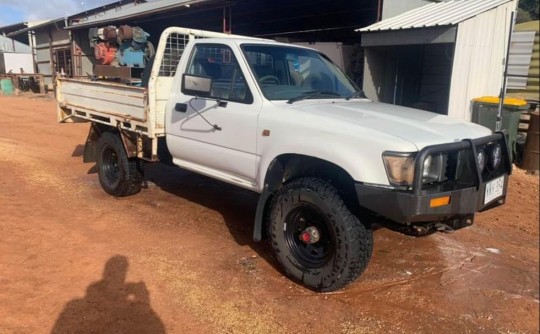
<box><xmin>71</xmin><ymin>0</ymin><xmax>378</xmax><ymax>43</ymax></box>
<box><xmin>365</xmin><ymin>43</ymin><xmax>455</xmax><ymax>115</ymax></box>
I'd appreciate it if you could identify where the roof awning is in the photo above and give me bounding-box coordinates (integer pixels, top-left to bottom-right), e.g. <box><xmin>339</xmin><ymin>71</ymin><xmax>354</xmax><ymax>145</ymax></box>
<box><xmin>7</xmin><ymin>18</ymin><xmax>66</xmax><ymax>37</ymax></box>
<box><xmin>361</xmin><ymin>26</ymin><xmax>457</xmax><ymax>46</ymax></box>
<box><xmin>357</xmin><ymin>0</ymin><xmax>512</xmax><ymax>47</ymax></box>
<box><xmin>357</xmin><ymin>0</ymin><xmax>511</xmax><ymax>33</ymax></box>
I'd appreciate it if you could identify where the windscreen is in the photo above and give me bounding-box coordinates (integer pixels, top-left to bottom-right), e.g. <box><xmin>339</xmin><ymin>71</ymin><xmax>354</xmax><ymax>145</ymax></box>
<box><xmin>242</xmin><ymin>44</ymin><xmax>359</xmax><ymax>101</ymax></box>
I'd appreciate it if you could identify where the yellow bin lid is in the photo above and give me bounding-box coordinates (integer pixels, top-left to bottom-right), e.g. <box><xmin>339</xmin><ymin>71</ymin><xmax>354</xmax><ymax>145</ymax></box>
<box><xmin>473</xmin><ymin>96</ymin><xmax>528</xmax><ymax>107</ymax></box>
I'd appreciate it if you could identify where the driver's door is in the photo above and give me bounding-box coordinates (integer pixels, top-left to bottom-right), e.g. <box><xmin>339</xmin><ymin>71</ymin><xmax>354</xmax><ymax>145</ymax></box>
<box><xmin>166</xmin><ymin>43</ymin><xmax>261</xmax><ymax>189</ymax></box>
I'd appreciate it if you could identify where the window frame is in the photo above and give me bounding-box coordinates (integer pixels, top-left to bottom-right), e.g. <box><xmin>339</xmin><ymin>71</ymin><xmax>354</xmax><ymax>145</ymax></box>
<box><xmin>181</xmin><ymin>43</ymin><xmax>253</xmax><ymax>105</ymax></box>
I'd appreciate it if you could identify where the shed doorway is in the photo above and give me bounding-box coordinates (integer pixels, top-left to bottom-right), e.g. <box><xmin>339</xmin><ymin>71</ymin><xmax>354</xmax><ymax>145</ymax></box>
<box><xmin>364</xmin><ymin>43</ymin><xmax>454</xmax><ymax>115</ymax></box>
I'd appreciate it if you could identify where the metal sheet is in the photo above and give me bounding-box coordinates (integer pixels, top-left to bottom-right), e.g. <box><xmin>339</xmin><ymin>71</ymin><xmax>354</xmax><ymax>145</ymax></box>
<box><xmin>507</xmin><ymin>31</ymin><xmax>536</xmax><ymax>89</ymax></box>
<box><xmin>1</xmin><ymin>53</ymin><xmax>34</xmax><ymax>74</ymax></box>
<box><xmin>94</xmin><ymin>65</ymin><xmax>144</xmax><ymax>80</ymax></box>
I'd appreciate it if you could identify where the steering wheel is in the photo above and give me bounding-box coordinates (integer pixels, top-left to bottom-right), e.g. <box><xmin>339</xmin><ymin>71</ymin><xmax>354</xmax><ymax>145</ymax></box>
<box><xmin>259</xmin><ymin>75</ymin><xmax>280</xmax><ymax>85</ymax></box>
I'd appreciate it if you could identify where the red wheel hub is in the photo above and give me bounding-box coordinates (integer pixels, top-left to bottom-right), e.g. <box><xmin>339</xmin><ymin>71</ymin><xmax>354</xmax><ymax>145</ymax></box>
<box><xmin>299</xmin><ymin>226</ymin><xmax>320</xmax><ymax>244</ymax></box>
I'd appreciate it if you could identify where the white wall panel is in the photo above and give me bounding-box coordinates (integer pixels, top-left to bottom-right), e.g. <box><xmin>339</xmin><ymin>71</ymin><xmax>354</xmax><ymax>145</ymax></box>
<box><xmin>2</xmin><ymin>53</ymin><xmax>34</xmax><ymax>74</ymax></box>
<box><xmin>448</xmin><ymin>0</ymin><xmax>517</xmax><ymax>121</ymax></box>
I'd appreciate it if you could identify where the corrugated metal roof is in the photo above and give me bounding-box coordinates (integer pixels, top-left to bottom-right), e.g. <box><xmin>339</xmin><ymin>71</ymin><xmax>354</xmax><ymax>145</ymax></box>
<box><xmin>358</xmin><ymin>0</ymin><xmax>512</xmax><ymax>32</ymax></box>
<box><xmin>0</xmin><ymin>22</ymin><xmax>27</xmax><ymax>32</ymax></box>
<box><xmin>7</xmin><ymin>1</ymin><xmax>143</xmax><ymax>36</ymax></box>
<box><xmin>7</xmin><ymin>18</ymin><xmax>66</xmax><ymax>37</ymax></box>
<box><xmin>68</xmin><ymin>0</ymin><xmax>212</xmax><ymax>29</ymax></box>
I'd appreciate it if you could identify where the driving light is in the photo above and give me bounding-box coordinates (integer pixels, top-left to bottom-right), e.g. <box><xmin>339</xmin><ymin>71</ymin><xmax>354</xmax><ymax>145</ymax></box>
<box><xmin>489</xmin><ymin>144</ymin><xmax>502</xmax><ymax>169</ymax></box>
<box><xmin>382</xmin><ymin>154</ymin><xmax>415</xmax><ymax>186</ymax></box>
<box><xmin>423</xmin><ymin>155</ymin><xmax>432</xmax><ymax>175</ymax></box>
<box><xmin>477</xmin><ymin>149</ymin><xmax>486</xmax><ymax>172</ymax></box>
<box><xmin>422</xmin><ymin>154</ymin><xmax>443</xmax><ymax>184</ymax></box>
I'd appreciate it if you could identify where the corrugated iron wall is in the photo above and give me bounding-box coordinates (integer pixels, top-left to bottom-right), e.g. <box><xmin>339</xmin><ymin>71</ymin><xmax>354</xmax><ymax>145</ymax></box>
<box><xmin>508</xmin><ymin>20</ymin><xmax>540</xmax><ymax>101</ymax></box>
<box><xmin>447</xmin><ymin>0</ymin><xmax>517</xmax><ymax>121</ymax></box>
<box><xmin>34</xmin><ymin>26</ymin><xmax>71</xmax><ymax>88</ymax></box>
<box><xmin>507</xmin><ymin>31</ymin><xmax>536</xmax><ymax>89</ymax></box>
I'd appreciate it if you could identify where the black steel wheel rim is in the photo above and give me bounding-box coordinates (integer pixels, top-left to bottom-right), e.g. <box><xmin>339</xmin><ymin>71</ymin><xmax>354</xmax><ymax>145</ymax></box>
<box><xmin>284</xmin><ymin>203</ymin><xmax>335</xmax><ymax>269</ymax></box>
<box><xmin>102</xmin><ymin>146</ymin><xmax>120</xmax><ymax>185</ymax></box>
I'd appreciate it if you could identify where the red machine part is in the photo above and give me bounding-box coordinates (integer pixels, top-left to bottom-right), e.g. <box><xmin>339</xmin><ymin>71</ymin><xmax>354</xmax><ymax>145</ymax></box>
<box><xmin>94</xmin><ymin>42</ymin><xmax>117</xmax><ymax>65</ymax></box>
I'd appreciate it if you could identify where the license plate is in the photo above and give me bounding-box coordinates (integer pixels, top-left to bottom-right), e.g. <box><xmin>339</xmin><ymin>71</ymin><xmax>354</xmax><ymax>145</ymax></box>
<box><xmin>484</xmin><ymin>176</ymin><xmax>505</xmax><ymax>205</ymax></box>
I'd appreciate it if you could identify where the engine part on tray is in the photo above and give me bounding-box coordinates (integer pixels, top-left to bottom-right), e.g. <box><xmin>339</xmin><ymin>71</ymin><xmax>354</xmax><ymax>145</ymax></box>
<box><xmin>94</xmin><ymin>43</ymin><xmax>117</xmax><ymax>65</ymax></box>
<box><xmin>103</xmin><ymin>26</ymin><xmax>118</xmax><ymax>40</ymax></box>
<box><xmin>91</xmin><ymin>25</ymin><xmax>152</xmax><ymax>70</ymax></box>
<box><xmin>131</xmin><ymin>27</ymin><xmax>150</xmax><ymax>49</ymax></box>
<box><xmin>117</xmin><ymin>42</ymin><xmax>146</xmax><ymax>68</ymax></box>
<box><xmin>118</xmin><ymin>27</ymin><xmax>152</xmax><ymax>68</ymax></box>
<box><xmin>118</xmin><ymin>25</ymin><xmax>134</xmax><ymax>41</ymax></box>
<box><xmin>89</xmin><ymin>26</ymin><xmax>117</xmax><ymax>47</ymax></box>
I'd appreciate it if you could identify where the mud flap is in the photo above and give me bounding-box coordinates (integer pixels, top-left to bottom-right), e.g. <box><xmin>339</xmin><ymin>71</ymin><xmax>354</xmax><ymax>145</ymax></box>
<box><xmin>83</xmin><ymin>123</ymin><xmax>101</xmax><ymax>163</ymax></box>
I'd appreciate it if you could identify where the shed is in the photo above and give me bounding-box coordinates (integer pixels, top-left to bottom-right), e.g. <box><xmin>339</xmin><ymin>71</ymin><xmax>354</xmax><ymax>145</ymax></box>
<box><xmin>358</xmin><ymin>0</ymin><xmax>517</xmax><ymax>121</ymax></box>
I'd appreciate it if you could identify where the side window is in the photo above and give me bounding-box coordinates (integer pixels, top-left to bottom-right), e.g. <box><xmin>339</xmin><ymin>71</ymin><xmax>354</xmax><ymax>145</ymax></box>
<box><xmin>184</xmin><ymin>44</ymin><xmax>252</xmax><ymax>104</ymax></box>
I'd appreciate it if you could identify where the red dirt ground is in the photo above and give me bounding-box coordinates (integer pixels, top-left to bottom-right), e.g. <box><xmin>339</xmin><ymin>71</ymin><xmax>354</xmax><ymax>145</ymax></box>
<box><xmin>0</xmin><ymin>94</ymin><xmax>538</xmax><ymax>334</ymax></box>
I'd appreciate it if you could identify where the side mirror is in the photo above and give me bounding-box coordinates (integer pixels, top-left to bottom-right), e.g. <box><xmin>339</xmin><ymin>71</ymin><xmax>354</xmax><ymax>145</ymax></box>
<box><xmin>182</xmin><ymin>74</ymin><xmax>212</xmax><ymax>97</ymax></box>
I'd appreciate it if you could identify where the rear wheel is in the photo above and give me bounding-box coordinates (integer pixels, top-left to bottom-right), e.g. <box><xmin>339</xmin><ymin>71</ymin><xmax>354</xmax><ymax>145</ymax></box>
<box><xmin>268</xmin><ymin>177</ymin><xmax>373</xmax><ymax>291</ymax></box>
<box><xmin>96</xmin><ymin>132</ymin><xmax>142</xmax><ymax>197</ymax></box>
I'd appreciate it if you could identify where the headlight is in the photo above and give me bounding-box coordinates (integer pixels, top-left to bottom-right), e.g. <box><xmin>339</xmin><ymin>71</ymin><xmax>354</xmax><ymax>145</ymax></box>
<box><xmin>422</xmin><ymin>154</ymin><xmax>443</xmax><ymax>183</ymax></box>
<box><xmin>489</xmin><ymin>144</ymin><xmax>502</xmax><ymax>169</ymax></box>
<box><xmin>382</xmin><ymin>153</ymin><xmax>415</xmax><ymax>186</ymax></box>
<box><xmin>477</xmin><ymin>149</ymin><xmax>486</xmax><ymax>172</ymax></box>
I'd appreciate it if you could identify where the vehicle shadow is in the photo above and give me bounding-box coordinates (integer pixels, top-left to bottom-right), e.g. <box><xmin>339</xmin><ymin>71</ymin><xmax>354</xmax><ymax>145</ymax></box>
<box><xmin>71</xmin><ymin>144</ymin><xmax>85</xmax><ymax>157</ymax></box>
<box><xmin>50</xmin><ymin>255</ymin><xmax>166</xmax><ymax>334</ymax></box>
<box><xmin>143</xmin><ymin>163</ymin><xmax>277</xmax><ymax>268</ymax></box>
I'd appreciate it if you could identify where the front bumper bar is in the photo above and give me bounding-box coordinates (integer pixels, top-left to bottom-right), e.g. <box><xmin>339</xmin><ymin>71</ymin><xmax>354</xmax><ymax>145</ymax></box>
<box><xmin>355</xmin><ymin>176</ymin><xmax>508</xmax><ymax>223</ymax></box>
<box><xmin>356</xmin><ymin>133</ymin><xmax>511</xmax><ymax>224</ymax></box>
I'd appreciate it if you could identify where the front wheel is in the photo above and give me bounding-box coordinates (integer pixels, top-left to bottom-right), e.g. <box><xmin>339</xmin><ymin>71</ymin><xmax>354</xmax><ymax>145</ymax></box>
<box><xmin>96</xmin><ymin>132</ymin><xmax>142</xmax><ymax>197</ymax></box>
<box><xmin>268</xmin><ymin>178</ymin><xmax>373</xmax><ymax>292</ymax></box>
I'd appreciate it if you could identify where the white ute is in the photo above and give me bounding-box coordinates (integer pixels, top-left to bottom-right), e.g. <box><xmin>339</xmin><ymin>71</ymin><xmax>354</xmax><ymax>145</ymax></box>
<box><xmin>57</xmin><ymin>27</ymin><xmax>511</xmax><ymax>291</ymax></box>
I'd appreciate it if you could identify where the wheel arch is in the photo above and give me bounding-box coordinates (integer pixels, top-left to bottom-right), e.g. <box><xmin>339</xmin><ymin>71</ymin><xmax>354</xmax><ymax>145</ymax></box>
<box><xmin>83</xmin><ymin>123</ymin><xmax>137</xmax><ymax>163</ymax></box>
<box><xmin>253</xmin><ymin>153</ymin><xmax>360</xmax><ymax>242</ymax></box>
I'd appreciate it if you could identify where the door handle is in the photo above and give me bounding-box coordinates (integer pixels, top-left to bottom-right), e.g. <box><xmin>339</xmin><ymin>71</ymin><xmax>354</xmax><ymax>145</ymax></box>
<box><xmin>175</xmin><ymin>103</ymin><xmax>188</xmax><ymax>112</ymax></box>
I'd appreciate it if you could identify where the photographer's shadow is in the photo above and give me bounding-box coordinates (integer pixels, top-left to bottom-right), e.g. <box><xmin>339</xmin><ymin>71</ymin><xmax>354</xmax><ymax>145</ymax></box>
<box><xmin>51</xmin><ymin>255</ymin><xmax>165</xmax><ymax>334</ymax></box>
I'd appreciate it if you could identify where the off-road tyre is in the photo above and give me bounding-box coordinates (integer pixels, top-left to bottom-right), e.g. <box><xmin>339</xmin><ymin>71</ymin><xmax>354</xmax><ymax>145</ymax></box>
<box><xmin>96</xmin><ymin>132</ymin><xmax>142</xmax><ymax>197</ymax></box>
<box><xmin>268</xmin><ymin>177</ymin><xmax>373</xmax><ymax>292</ymax></box>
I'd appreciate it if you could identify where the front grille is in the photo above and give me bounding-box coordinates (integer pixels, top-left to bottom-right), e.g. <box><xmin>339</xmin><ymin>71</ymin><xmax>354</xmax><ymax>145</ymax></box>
<box><xmin>413</xmin><ymin>133</ymin><xmax>510</xmax><ymax>195</ymax></box>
